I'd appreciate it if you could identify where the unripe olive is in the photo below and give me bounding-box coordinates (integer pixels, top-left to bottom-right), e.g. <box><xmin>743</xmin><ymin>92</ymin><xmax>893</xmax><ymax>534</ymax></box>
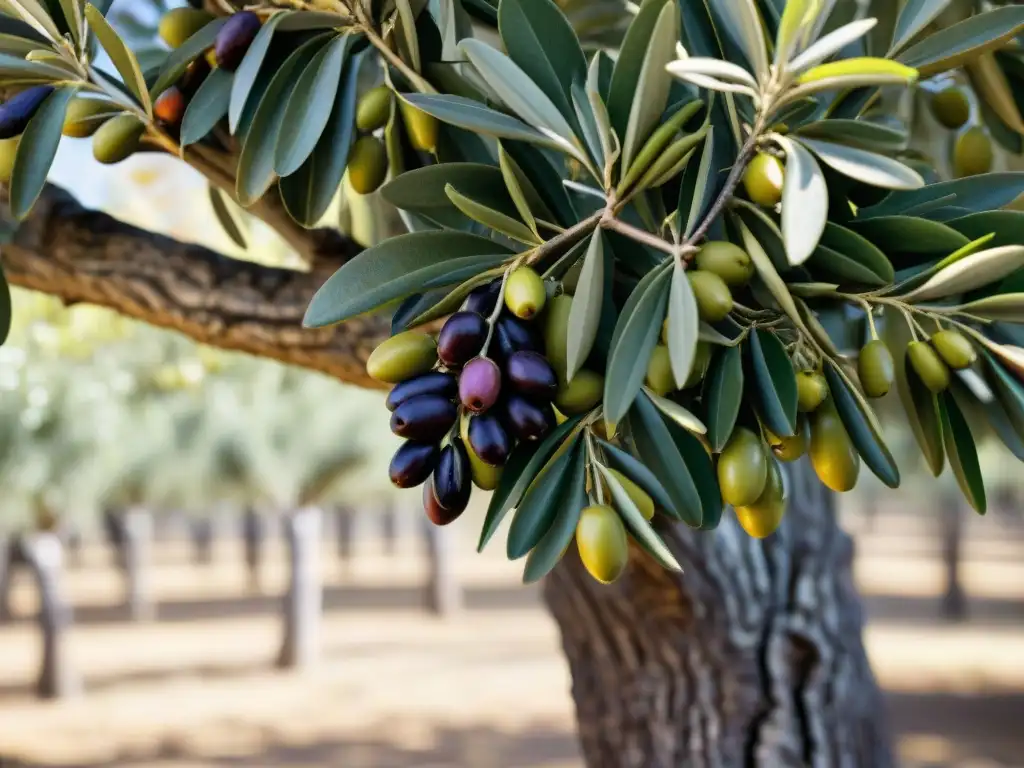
<box><xmin>765</xmin><ymin>419</ymin><xmax>808</xmax><ymax>462</ymax></box>
<box><xmin>542</xmin><ymin>293</ymin><xmax>573</xmax><ymax>382</ymax></box>
<box><xmin>606</xmin><ymin>469</ymin><xmax>654</xmax><ymax>521</ymax></box>
<box><xmin>645</xmin><ymin>344</ymin><xmax>674</xmax><ymax>396</ymax></box>
<box><xmin>0</xmin><ymin>85</ymin><xmax>54</xmax><ymax>140</ymax></box>
<box><xmin>930</xmin><ymin>330</ymin><xmax>976</xmax><ymax>370</ymax></box>
<box><xmin>504</xmin><ymin>266</ymin><xmax>547</xmax><ymax>320</ymax></box>
<box><xmin>63</xmin><ymin>97</ymin><xmax>116</xmax><ymax>138</ymax></box>
<box><xmin>159</xmin><ymin>7</ymin><xmax>214</xmax><ymax>48</ymax></box>
<box><xmin>348</xmin><ymin>135</ymin><xmax>388</xmax><ymax>195</ymax></box>
<box><xmin>907</xmin><ymin>341</ymin><xmax>950</xmax><ymax>393</ymax></box>
<box><xmin>695</xmin><ymin>241</ymin><xmax>754</xmax><ymax>287</ymax></box>
<box><xmin>400</xmin><ymin>100</ymin><xmax>439</xmax><ymax>152</ymax></box>
<box><xmin>154</xmin><ymin>86</ymin><xmax>186</xmax><ymax>126</ymax></box>
<box><xmin>92</xmin><ymin>114</ymin><xmax>145</xmax><ymax>164</ymax></box>
<box><xmin>460</xmin><ymin>412</ymin><xmax>503</xmax><ymax>490</ymax></box>
<box><xmin>743</xmin><ymin>152</ymin><xmax>784</xmax><ymax>207</ymax></box>
<box><xmin>689</xmin><ymin>270</ymin><xmax>733</xmax><ymax>322</ymax></box>
<box><xmin>734</xmin><ymin>457</ymin><xmax>785</xmax><ymax>538</ymax></box>
<box><xmin>953</xmin><ymin>126</ymin><xmax>992</xmax><ymax>178</ymax></box>
<box><xmin>717</xmin><ymin>428</ymin><xmax>769</xmax><ymax>508</ymax></box>
<box><xmin>575</xmin><ymin>504</ymin><xmax>629</xmax><ymax>584</ymax></box>
<box><xmin>554</xmin><ymin>369</ymin><xmax>603</xmax><ymax>414</ymax></box>
<box><xmin>684</xmin><ymin>342</ymin><xmax>712</xmax><ymax>389</ymax></box>
<box><xmin>0</xmin><ymin>137</ymin><xmax>18</xmax><ymax>183</ymax></box>
<box><xmin>858</xmin><ymin>339</ymin><xmax>895</xmax><ymax>399</ymax></box>
<box><xmin>931</xmin><ymin>87</ymin><xmax>970</xmax><ymax>130</ymax></box>
<box><xmin>356</xmin><ymin>85</ymin><xmax>392</xmax><ymax>133</ymax></box>
<box><xmin>809</xmin><ymin>400</ymin><xmax>860</xmax><ymax>492</ymax></box>
<box><xmin>366</xmin><ymin>330</ymin><xmax>437</xmax><ymax>383</ymax></box>
<box><xmin>796</xmin><ymin>370</ymin><xmax>828</xmax><ymax>413</ymax></box>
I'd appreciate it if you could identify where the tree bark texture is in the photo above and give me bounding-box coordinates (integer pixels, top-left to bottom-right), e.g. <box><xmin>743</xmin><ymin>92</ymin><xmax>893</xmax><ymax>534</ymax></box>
<box><xmin>122</xmin><ymin>508</ymin><xmax>155</xmax><ymax>622</ymax></box>
<box><xmin>544</xmin><ymin>459</ymin><xmax>893</xmax><ymax>768</ymax></box>
<box><xmin>277</xmin><ymin>507</ymin><xmax>322</xmax><ymax>670</ymax></box>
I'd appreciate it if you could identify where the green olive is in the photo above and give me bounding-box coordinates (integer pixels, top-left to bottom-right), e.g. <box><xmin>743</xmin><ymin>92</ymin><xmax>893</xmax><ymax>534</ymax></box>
<box><xmin>931</xmin><ymin>87</ymin><xmax>970</xmax><ymax>130</ymax></box>
<box><xmin>734</xmin><ymin>457</ymin><xmax>785</xmax><ymax>538</ymax></box>
<box><xmin>460</xmin><ymin>411</ymin><xmax>502</xmax><ymax>490</ymax></box>
<box><xmin>158</xmin><ymin>7</ymin><xmax>215</xmax><ymax>49</ymax></box>
<box><xmin>695</xmin><ymin>241</ymin><xmax>754</xmax><ymax>287</ymax></box>
<box><xmin>717</xmin><ymin>427</ymin><xmax>769</xmax><ymax>508</ymax></box>
<box><xmin>809</xmin><ymin>400</ymin><xmax>860</xmax><ymax>492</ymax></box>
<box><xmin>366</xmin><ymin>331</ymin><xmax>437</xmax><ymax>383</ymax></box>
<box><xmin>356</xmin><ymin>85</ymin><xmax>393</xmax><ymax>133</ymax></box>
<box><xmin>645</xmin><ymin>344</ymin><xmax>674</xmax><ymax>396</ymax></box>
<box><xmin>400</xmin><ymin>100</ymin><xmax>439</xmax><ymax>152</ymax></box>
<box><xmin>606</xmin><ymin>469</ymin><xmax>654</xmax><ymax>521</ymax></box>
<box><xmin>0</xmin><ymin>136</ymin><xmax>18</xmax><ymax>183</ymax></box>
<box><xmin>347</xmin><ymin>136</ymin><xmax>388</xmax><ymax>195</ymax></box>
<box><xmin>689</xmin><ymin>270</ymin><xmax>734</xmax><ymax>322</ymax></box>
<box><xmin>63</xmin><ymin>97</ymin><xmax>116</xmax><ymax>138</ymax></box>
<box><xmin>504</xmin><ymin>266</ymin><xmax>547</xmax><ymax>320</ymax></box>
<box><xmin>575</xmin><ymin>504</ymin><xmax>629</xmax><ymax>584</ymax></box>
<box><xmin>930</xmin><ymin>330</ymin><xmax>976</xmax><ymax>370</ymax></box>
<box><xmin>555</xmin><ymin>369</ymin><xmax>604</xmax><ymax>414</ymax></box>
<box><xmin>796</xmin><ymin>370</ymin><xmax>828</xmax><ymax>412</ymax></box>
<box><xmin>92</xmin><ymin>114</ymin><xmax>145</xmax><ymax>164</ymax></box>
<box><xmin>907</xmin><ymin>341</ymin><xmax>950</xmax><ymax>393</ymax></box>
<box><xmin>858</xmin><ymin>339</ymin><xmax>895</xmax><ymax>399</ymax></box>
<box><xmin>543</xmin><ymin>293</ymin><xmax>573</xmax><ymax>383</ymax></box>
<box><xmin>953</xmin><ymin>126</ymin><xmax>993</xmax><ymax>178</ymax></box>
<box><xmin>743</xmin><ymin>152</ymin><xmax>784</xmax><ymax>207</ymax></box>
<box><xmin>685</xmin><ymin>342</ymin><xmax>712</xmax><ymax>389</ymax></box>
<box><xmin>765</xmin><ymin>418</ymin><xmax>808</xmax><ymax>463</ymax></box>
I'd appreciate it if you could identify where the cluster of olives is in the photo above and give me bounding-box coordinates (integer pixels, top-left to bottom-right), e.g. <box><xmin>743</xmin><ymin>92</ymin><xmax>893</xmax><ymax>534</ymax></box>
<box><xmin>930</xmin><ymin>84</ymin><xmax>993</xmax><ymax>178</ymax></box>
<box><xmin>370</xmin><ymin>266</ymin><xmax>570</xmax><ymax>525</ymax></box>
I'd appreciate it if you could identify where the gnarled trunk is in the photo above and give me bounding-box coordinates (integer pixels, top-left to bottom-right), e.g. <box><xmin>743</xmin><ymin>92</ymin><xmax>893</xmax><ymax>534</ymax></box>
<box><xmin>544</xmin><ymin>459</ymin><xmax>892</xmax><ymax>768</ymax></box>
<box><xmin>277</xmin><ymin>506</ymin><xmax>322</xmax><ymax>670</ymax></box>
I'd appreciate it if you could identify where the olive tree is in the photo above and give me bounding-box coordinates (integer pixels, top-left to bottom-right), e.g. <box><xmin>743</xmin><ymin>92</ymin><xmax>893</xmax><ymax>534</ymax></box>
<box><xmin>3</xmin><ymin>0</ymin><xmax>1024</xmax><ymax>763</ymax></box>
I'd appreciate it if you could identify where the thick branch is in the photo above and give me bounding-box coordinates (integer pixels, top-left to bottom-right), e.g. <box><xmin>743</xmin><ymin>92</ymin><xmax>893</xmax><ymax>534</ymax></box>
<box><xmin>1</xmin><ymin>185</ymin><xmax>387</xmax><ymax>389</ymax></box>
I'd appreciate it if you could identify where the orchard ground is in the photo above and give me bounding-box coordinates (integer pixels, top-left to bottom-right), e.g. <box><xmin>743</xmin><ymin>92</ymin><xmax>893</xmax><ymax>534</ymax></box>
<box><xmin>1</xmin><ymin>497</ymin><xmax>1023</xmax><ymax>768</ymax></box>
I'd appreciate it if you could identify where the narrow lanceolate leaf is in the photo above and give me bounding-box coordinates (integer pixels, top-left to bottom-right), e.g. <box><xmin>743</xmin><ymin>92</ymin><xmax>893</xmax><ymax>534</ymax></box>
<box><xmin>57</xmin><ymin>0</ymin><xmax>82</xmax><ymax>45</ymax></box>
<box><xmin>507</xmin><ymin>438</ymin><xmax>581</xmax><ymax>559</ymax></box>
<box><xmin>208</xmin><ymin>185</ymin><xmax>248</xmax><ymax>250</ymax></box>
<box><xmin>522</xmin><ymin>445</ymin><xmax>585</xmax><ymax>583</ymax></box>
<box><xmin>968</xmin><ymin>53</ymin><xmax>1024</xmax><ymax>135</ymax></box>
<box><xmin>85</xmin><ymin>4</ymin><xmax>151</xmax><ymax>115</ymax></box>
<box><xmin>862</xmin><ymin>174</ymin><xmax>1024</xmax><ymax>219</ymax></box>
<box><xmin>3</xmin><ymin>0</ymin><xmax>61</xmax><ymax>41</ymax></box>
<box><xmin>594</xmin><ymin>463</ymin><xmax>681</xmax><ymax>572</ymax></box>
<box><xmin>902</xmin><ymin>246</ymin><xmax>1024</xmax><ymax>303</ymax></box>
<box><xmin>498</xmin><ymin>144</ymin><xmax>538</xmax><ymax>235</ymax></box>
<box><xmin>798</xmin><ymin>137</ymin><xmax>923</xmax><ymax>190</ymax></box>
<box><xmin>665</xmin><ymin>58</ymin><xmax>757</xmax><ymax>90</ymax></box>
<box><xmin>642</xmin><ymin>388</ymin><xmax>707</xmax><ymax>435</ymax></box>
<box><xmin>939</xmin><ymin>393</ymin><xmax>986</xmax><ymax>514</ymax></box>
<box><xmin>708</xmin><ymin>0</ymin><xmax>769</xmax><ymax>78</ymax></box>
<box><xmin>981</xmin><ymin>351</ymin><xmax>1024</xmax><ymax>443</ymax></box>
<box><xmin>667</xmin><ymin>260</ymin><xmax>698</xmax><ymax>389</ymax></box>
<box><xmin>0</xmin><ymin>262</ymin><xmax>9</xmax><ymax>346</ymax></box>
<box><xmin>956</xmin><ymin>294</ymin><xmax>1024</xmax><ymax>323</ymax></box>
<box><xmin>9</xmin><ymin>86</ymin><xmax>76</xmax><ymax>220</ymax></box>
<box><xmin>445</xmin><ymin>184</ymin><xmax>541</xmax><ymax>245</ymax></box>
<box><xmin>604</xmin><ymin>264</ymin><xmax>672</xmax><ymax>427</ymax></box>
<box><xmin>683</xmin><ymin>127</ymin><xmax>715</xmax><ymax>237</ymax></box>
<box><xmin>787</xmin><ymin>18</ymin><xmax>878</xmax><ymax>74</ymax></box>
<box><xmin>898</xmin><ymin>6</ymin><xmax>1024</xmax><ymax>77</ymax></box>
<box><xmin>795</xmin><ymin>58</ymin><xmax>918</xmax><ymax>87</ymax></box>
<box><xmin>775</xmin><ymin>135</ymin><xmax>827</xmax><ymax>266</ymax></box>
<box><xmin>150</xmin><ymin>18</ymin><xmax>226</xmax><ymax>98</ymax></box>
<box><xmin>599</xmin><ymin>439</ymin><xmax>680</xmax><ymax>519</ymax></box>
<box><xmin>606</xmin><ymin>0</ymin><xmax>672</xmax><ymax>138</ymax></box>
<box><xmin>180</xmin><ymin>68</ymin><xmax>232</xmax><ymax>147</ymax></box>
<box><xmin>394</xmin><ymin>0</ymin><xmax>420</xmax><ymax>72</ymax></box>
<box><xmin>736</xmin><ymin>216</ymin><xmax>808</xmax><ymax>333</ymax></box>
<box><xmin>746</xmin><ymin>328</ymin><xmax>798</xmax><ymax>438</ymax></box>
<box><xmin>891</xmin><ymin>0</ymin><xmax>954</xmax><ymax>54</ymax></box>
<box><xmin>566</xmin><ymin>233</ymin><xmax>604</xmax><ymax>381</ymax></box>
<box><xmin>229</xmin><ymin>11</ymin><xmax>290</xmax><ymax>134</ymax></box>
<box><xmin>703</xmin><ymin>345</ymin><xmax>743</xmax><ymax>452</ymax></box>
<box><xmin>775</xmin><ymin>0</ymin><xmax>821</xmax><ymax>65</ymax></box>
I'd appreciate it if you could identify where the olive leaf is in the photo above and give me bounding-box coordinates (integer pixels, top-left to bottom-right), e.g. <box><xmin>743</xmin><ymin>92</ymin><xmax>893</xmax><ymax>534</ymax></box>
<box><xmin>208</xmin><ymin>184</ymin><xmax>249</xmax><ymax>250</ymax></box>
<box><xmin>522</xmin><ymin>444</ymin><xmax>586</xmax><ymax>583</ymax></box>
<box><xmin>774</xmin><ymin>135</ymin><xmax>827</xmax><ymax>266</ymax></box>
<box><xmin>594</xmin><ymin>462</ymin><xmax>681</xmax><ymax>572</ymax></box>
<box><xmin>9</xmin><ymin>85</ymin><xmax>76</xmax><ymax>220</ymax></box>
<box><xmin>667</xmin><ymin>259</ymin><xmax>698</xmax><ymax>389</ymax></box>
<box><xmin>180</xmin><ymin>68</ymin><xmax>232</xmax><ymax>147</ymax></box>
<box><xmin>507</xmin><ymin>437</ymin><xmax>582</xmax><ymax>559</ymax></box>
<box><xmin>901</xmin><ymin>245</ymin><xmax>1024</xmax><ymax>302</ymax></box>
<box><xmin>797</xmin><ymin>137</ymin><xmax>923</xmax><ymax>190</ymax></box>
<box><xmin>703</xmin><ymin>345</ymin><xmax>743</xmax><ymax>452</ymax></box>
<box><xmin>745</xmin><ymin>328</ymin><xmax>798</xmax><ymax>438</ymax></box>
<box><xmin>0</xmin><ymin>262</ymin><xmax>10</xmax><ymax>347</ymax></box>
<box><xmin>598</xmin><ymin>439</ymin><xmax>680</xmax><ymax>520</ymax></box>
<box><xmin>85</xmin><ymin>3</ymin><xmax>151</xmax><ymax>115</ymax></box>
<box><xmin>565</xmin><ymin>233</ymin><xmax>605</xmax><ymax>381</ymax></box>
<box><xmin>939</xmin><ymin>392</ymin><xmax>986</xmax><ymax>514</ymax></box>
<box><xmin>445</xmin><ymin>184</ymin><xmax>541</xmax><ymax>245</ymax></box>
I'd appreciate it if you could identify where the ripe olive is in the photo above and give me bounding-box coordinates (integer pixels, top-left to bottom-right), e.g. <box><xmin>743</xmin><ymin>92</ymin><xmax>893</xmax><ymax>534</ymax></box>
<box><xmin>606</xmin><ymin>469</ymin><xmax>654</xmax><ymax>521</ymax></box>
<box><xmin>717</xmin><ymin>428</ymin><xmax>769</xmax><ymax>508</ymax></box>
<box><xmin>154</xmin><ymin>86</ymin><xmax>186</xmax><ymax>126</ymax></box>
<box><xmin>809</xmin><ymin>400</ymin><xmax>860</xmax><ymax>492</ymax></box>
<box><xmin>158</xmin><ymin>7</ymin><xmax>214</xmax><ymax>48</ymax></box>
<box><xmin>907</xmin><ymin>341</ymin><xmax>950</xmax><ymax>393</ymax></box>
<box><xmin>0</xmin><ymin>137</ymin><xmax>17</xmax><ymax>183</ymax></box>
<box><xmin>931</xmin><ymin>330</ymin><xmax>976</xmax><ymax>370</ymax></box>
<box><xmin>459</xmin><ymin>357</ymin><xmax>502</xmax><ymax>413</ymax></box>
<box><xmin>348</xmin><ymin>136</ymin><xmax>388</xmax><ymax>195</ymax></box>
<box><xmin>463</xmin><ymin>281</ymin><xmax>501</xmax><ymax>316</ymax></box>
<box><xmin>63</xmin><ymin>97</ymin><xmax>116</xmax><ymax>138</ymax></box>
<box><xmin>0</xmin><ymin>85</ymin><xmax>54</xmax><ymax>140</ymax></box>
<box><xmin>366</xmin><ymin>331</ymin><xmax>437</xmax><ymax>383</ymax></box>
<box><xmin>92</xmin><ymin>114</ymin><xmax>145</xmax><ymax>165</ymax></box>
<box><xmin>504</xmin><ymin>267</ymin><xmax>547</xmax><ymax>320</ymax></box>
<box><xmin>796</xmin><ymin>370</ymin><xmax>828</xmax><ymax>413</ymax></box>
<box><xmin>502</xmin><ymin>394</ymin><xmax>555</xmax><ymax>441</ymax></box>
<box><xmin>390</xmin><ymin>395</ymin><xmax>458</xmax><ymax>442</ymax></box>
<box><xmin>400</xmin><ymin>100</ymin><xmax>439</xmax><ymax>152</ymax></box>
<box><xmin>423</xmin><ymin>480</ymin><xmax>462</xmax><ymax>526</ymax></box>
<box><xmin>356</xmin><ymin>85</ymin><xmax>393</xmax><ymax>133</ymax></box>
<box><xmin>506</xmin><ymin>350</ymin><xmax>558</xmax><ymax>399</ymax></box>
<box><xmin>734</xmin><ymin>457</ymin><xmax>785</xmax><ymax>539</ymax></box>
<box><xmin>554</xmin><ymin>369</ymin><xmax>604</xmax><ymax>414</ymax></box>
<box><xmin>460</xmin><ymin>412</ymin><xmax>503</xmax><ymax>490</ymax></box>
<box><xmin>931</xmin><ymin>87</ymin><xmax>970</xmax><ymax>130</ymax></box>
<box><xmin>953</xmin><ymin>126</ymin><xmax>992</xmax><ymax>178</ymax></box>
<box><xmin>542</xmin><ymin>293</ymin><xmax>573</xmax><ymax>382</ymax></box>
<box><xmin>389</xmin><ymin>441</ymin><xmax>439</xmax><ymax>488</ymax></box>
<box><xmin>765</xmin><ymin>418</ymin><xmax>808</xmax><ymax>462</ymax></box>
<box><xmin>437</xmin><ymin>311</ymin><xmax>488</xmax><ymax>367</ymax></box>
<box><xmin>432</xmin><ymin>439</ymin><xmax>471</xmax><ymax>514</ymax></box>
<box><xmin>495</xmin><ymin>313</ymin><xmax>541</xmax><ymax>362</ymax></box>
<box><xmin>385</xmin><ymin>371</ymin><xmax>457</xmax><ymax>411</ymax></box>
<box><xmin>575</xmin><ymin>504</ymin><xmax>629</xmax><ymax>584</ymax></box>
<box><xmin>858</xmin><ymin>339</ymin><xmax>895</xmax><ymax>399</ymax></box>
<box><xmin>645</xmin><ymin>344</ymin><xmax>674</xmax><ymax>396</ymax></box>
<box><xmin>743</xmin><ymin>152</ymin><xmax>784</xmax><ymax>207</ymax></box>
<box><xmin>214</xmin><ymin>11</ymin><xmax>261</xmax><ymax>71</ymax></box>
<box><xmin>467</xmin><ymin>412</ymin><xmax>511</xmax><ymax>466</ymax></box>
<box><xmin>689</xmin><ymin>270</ymin><xmax>734</xmax><ymax>322</ymax></box>
<box><xmin>695</xmin><ymin>241</ymin><xmax>754</xmax><ymax>287</ymax></box>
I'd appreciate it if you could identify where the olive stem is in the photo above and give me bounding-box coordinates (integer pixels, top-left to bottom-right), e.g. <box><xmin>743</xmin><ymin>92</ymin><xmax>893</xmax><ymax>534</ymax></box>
<box><xmin>524</xmin><ymin>210</ymin><xmax>604</xmax><ymax>267</ymax></box>
<box><xmin>601</xmin><ymin>216</ymin><xmax>677</xmax><ymax>256</ymax></box>
<box><xmin>584</xmin><ymin>431</ymin><xmax>606</xmax><ymax>506</ymax></box>
<box><xmin>480</xmin><ymin>267</ymin><xmax>512</xmax><ymax>356</ymax></box>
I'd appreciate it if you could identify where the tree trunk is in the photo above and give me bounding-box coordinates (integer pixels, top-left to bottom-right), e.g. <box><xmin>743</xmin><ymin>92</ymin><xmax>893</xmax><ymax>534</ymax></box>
<box><xmin>381</xmin><ymin>504</ymin><xmax>399</xmax><ymax>556</ymax></box>
<box><xmin>21</xmin><ymin>532</ymin><xmax>80</xmax><ymax>700</ymax></box>
<box><xmin>191</xmin><ymin>518</ymin><xmax>214</xmax><ymax>565</ymax></box>
<box><xmin>122</xmin><ymin>508</ymin><xmax>154</xmax><ymax>622</ymax></box>
<box><xmin>243</xmin><ymin>507</ymin><xmax>266</xmax><ymax>592</ymax></box>
<box><xmin>0</xmin><ymin>534</ymin><xmax>20</xmax><ymax>622</ymax></box>
<box><xmin>277</xmin><ymin>506</ymin><xmax>322</xmax><ymax>670</ymax></box>
<box><xmin>335</xmin><ymin>506</ymin><xmax>356</xmax><ymax>567</ymax></box>
<box><xmin>940</xmin><ymin>494</ymin><xmax>967</xmax><ymax>622</ymax></box>
<box><xmin>64</xmin><ymin>525</ymin><xmax>84</xmax><ymax>569</ymax></box>
<box><xmin>422</xmin><ymin>520</ymin><xmax>461</xmax><ymax>617</ymax></box>
<box><xmin>544</xmin><ymin>459</ymin><xmax>893</xmax><ymax>768</ymax></box>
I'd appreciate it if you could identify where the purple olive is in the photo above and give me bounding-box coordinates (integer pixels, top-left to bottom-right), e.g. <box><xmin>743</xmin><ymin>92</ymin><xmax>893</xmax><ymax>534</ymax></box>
<box><xmin>214</xmin><ymin>11</ymin><xmax>261</xmax><ymax>71</ymax></box>
<box><xmin>467</xmin><ymin>414</ymin><xmax>512</xmax><ymax>466</ymax></box>
<box><xmin>503</xmin><ymin>394</ymin><xmax>555</xmax><ymax>441</ymax></box>
<box><xmin>437</xmin><ymin>311</ymin><xmax>489</xmax><ymax>367</ymax></box>
<box><xmin>0</xmin><ymin>85</ymin><xmax>54</xmax><ymax>140</ymax></box>
<box><xmin>459</xmin><ymin>357</ymin><xmax>502</xmax><ymax>413</ymax></box>
<box><xmin>390</xmin><ymin>395</ymin><xmax>457</xmax><ymax>441</ymax></box>
<box><xmin>423</xmin><ymin>481</ymin><xmax>462</xmax><ymax>526</ymax></box>
<box><xmin>462</xmin><ymin>281</ymin><xmax>501</xmax><ymax>316</ymax></box>
<box><xmin>495</xmin><ymin>315</ymin><xmax>541</xmax><ymax>360</ymax></box>
<box><xmin>432</xmin><ymin>439</ymin><xmax>471</xmax><ymax>514</ymax></box>
<box><xmin>386</xmin><ymin>371</ymin><xmax>457</xmax><ymax>411</ymax></box>
<box><xmin>506</xmin><ymin>350</ymin><xmax>558</xmax><ymax>400</ymax></box>
<box><xmin>389</xmin><ymin>441</ymin><xmax>439</xmax><ymax>488</ymax></box>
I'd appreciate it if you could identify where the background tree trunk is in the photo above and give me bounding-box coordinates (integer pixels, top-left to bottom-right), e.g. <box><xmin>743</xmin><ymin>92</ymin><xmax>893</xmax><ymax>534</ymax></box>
<box><xmin>277</xmin><ymin>506</ymin><xmax>322</xmax><ymax>670</ymax></box>
<box><xmin>335</xmin><ymin>506</ymin><xmax>356</xmax><ymax>569</ymax></box>
<box><xmin>122</xmin><ymin>508</ymin><xmax>154</xmax><ymax>622</ymax></box>
<box><xmin>191</xmin><ymin>518</ymin><xmax>214</xmax><ymax>565</ymax></box>
<box><xmin>422</xmin><ymin>520</ymin><xmax>461</xmax><ymax>617</ymax></box>
<box><xmin>544</xmin><ymin>459</ymin><xmax>893</xmax><ymax>768</ymax></box>
<box><xmin>940</xmin><ymin>495</ymin><xmax>967</xmax><ymax>622</ymax></box>
<box><xmin>243</xmin><ymin>507</ymin><xmax>266</xmax><ymax>592</ymax></box>
<box><xmin>21</xmin><ymin>532</ymin><xmax>80</xmax><ymax>700</ymax></box>
<box><xmin>0</xmin><ymin>533</ymin><xmax>19</xmax><ymax>622</ymax></box>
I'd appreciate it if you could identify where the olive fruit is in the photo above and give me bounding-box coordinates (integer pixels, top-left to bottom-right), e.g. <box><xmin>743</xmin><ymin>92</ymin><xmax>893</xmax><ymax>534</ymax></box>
<box><xmin>606</xmin><ymin>469</ymin><xmax>654</xmax><ymax>521</ymax></box>
<box><xmin>214</xmin><ymin>11</ymin><xmax>261</xmax><ymax>71</ymax></box>
<box><xmin>159</xmin><ymin>7</ymin><xmax>214</xmax><ymax>48</ymax></box>
<box><xmin>385</xmin><ymin>371</ymin><xmax>457</xmax><ymax>411</ymax></box>
<box><xmin>154</xmin><ymin>86</ymin><xmax>186</xmax><ymax>126</ymax></box>
<box><xmin>734</xmin><ymin>457</ymin><xmax>785</xmax><ymax>539</ymax></box>
<box><xmin>0</xmin><ymin>137</ymin><xmax>17</xmax><ymax>183</ymax></box>
<box><xmin>423</xmin><ymin>481</ymin><xmax>462</xmax><ymax>526</ymax></box>
<box><xmin>460</xmin><ymin>412</ymin><xmax>502</xmax><ymax>490</ymax></box>
<box><xmin>179</xmin><ymin>57</ymin><xmax>212</xmax><ymax>97</ymax></box>
<box><xmin>390</xmin><ymin>395</ymin><xmax>458</xmax><ymax>442</ymax></box>
<box><xmin>689</xmin><ymin>270</ymin><xmax>733</xmax><ymax>322</ymax></box>
<box><xmin>366</xmin><ymin>331</ymin><xmax>437</xmax><ymax>383</ymax></box>
<box><xmin>432</xmin><ymin>439</ymin><xmax>471</xmax><ymax>514</ymax></box>
<box><xmin>809</xmin><ymin>400</ymin><xmax>860</xmax><ymax>492</ymax></box>
<box><xmin>796</xmin><ymin>370</ymin><xmax>828</xmax><ymax>413</ymax></box>
<box><xmin>717</xmin><ymin>428</ymin><xmax>769</xmax><ymax>508</ymax></box>
<box><xmin>92</xmin><ymin>114</ymin><xmax>145</xmax><ymax>164</ymax></box>
<box><xmin>506</xmin><ymin>350</ymin><xmax>557</xmax><ymax>399</ymax></box>
<box><xmin>495</xmin><ymin>313</ymin><xmax>541</xmax><ymax>360</ymax></box>
<box><xmin>63</xmin><ymin>97</ymin><xmax>115</xmax><ymax>138</ymax></box>
<box><xmin>575</xmin><ymin>504</ymin><xmax>629</xmax><ymax>584</ymax></box>
<box><xmin>645</xmin><ymin>344</ymin><xmax>674</xmax><ymax>396</ymax></box>
<box><xmin>695</xmin><ymin>241</ymin><xmax>754</xmax><ymax>287</ymax></box>
<box><xmin>437</xmin><ymin>311</ymin><xmax>488</xmax><ymax>367</ymax></box>
<box><xmin>459</xmin><ymin>357</ymin><xmax>502</xmax><ymax>413</ymax></box>
<box><xmin>356</xmin><ymin>85</ymin><xmax>393</xmax><ymax>133</ymax></box>
<box><xmin>467</xmin><ymin>413</ymin><xmax>511</xmax><ymax>466</ymax></box>
<box><xmin>766</xmin><ymin>419</ymin><xmax>809</xmax><ymax>462</ymax></box>
<box><xmin>858</xmin><ymin>339</ymin><xmax>895</xmax><ymax>398</ymax></box>
<box><xmin>504</xmin><ymin>267</ymin><xmax>547</xmax><ymax>320</ymax></box>
<box><xmin>555</xmin><ymin>369</ymin><xmax>604</xmax><ymax>414</ymax></box>
<box><xmin>503</xmin><ymin>394</ymin><xmax>555</xmax><ymax>441</ymax></box>
<box><xmin>931</xmin><ymin>86</ymin><xmax>970</xmax><ymax>130</ymax></box>
<box><xmin>542</xmin><ymin>293</ymin><xmax>572</xmax><ymax>381</ymax></box>
<box><xmin>348</xmin><ymin>136</ymin><xmax>388</xmax><ymax>195</ymax></box>
<box><xmin>907</xmin><ymin>341</ymin><xmax>950</xmax><ymax>393</ymax></box>
<box><xmin>931</xmin><ymin>330</ymin><xmax>976</xmax><ymax>370</ymax></box>
<box><xmin>400</xmin><ymin>100</ymin><xmax>439</xmax><ymax>152</ymax></box>
<box><xmin>743</xmin><ymin>152</ymin><xmax>784</xmax><ymax>207</ymax></box>
<box><xmin>685</xmin><ymin>342</ymin><xmax>712</xmax><ymax>389</ymax></box>
<box><xmin>0</xmin><ymin>86</ymin><xmax>54</xmax><ymax>140</ymax></box>
<box><xmin>389</xmin><ymin>441</ymin><xmax>439</xmax><ymax>488</ymax></box>
<box><xmin>463</xmin><ymin>281</ymin><xmax>501</xmax><ymax>316</ymax></box>
<box><xmin>953</xmin><ymin>126</ymin><xmax>992</xmax><ymax>178</ymax></box>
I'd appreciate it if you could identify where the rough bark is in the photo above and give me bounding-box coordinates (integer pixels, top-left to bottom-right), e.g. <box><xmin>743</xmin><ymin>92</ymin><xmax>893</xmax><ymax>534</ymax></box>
<box><xmin>122</xmin><ymin>508</ymin><xmax>155</xmax><ymax>622</ymax></box>
<box><xmin>422</xmin><ymin>520</ymin><xmax>461</xmax><ymax>617</ymax></box>
<box><xmin>544</xmin><ymin>459</ymin><xmax>893</xmax><ymax>768</ymax></box>
<box><xmin>277</xmin><ymin>506</ymin><xmax>322</xmax><ymax>670</ymax></box>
